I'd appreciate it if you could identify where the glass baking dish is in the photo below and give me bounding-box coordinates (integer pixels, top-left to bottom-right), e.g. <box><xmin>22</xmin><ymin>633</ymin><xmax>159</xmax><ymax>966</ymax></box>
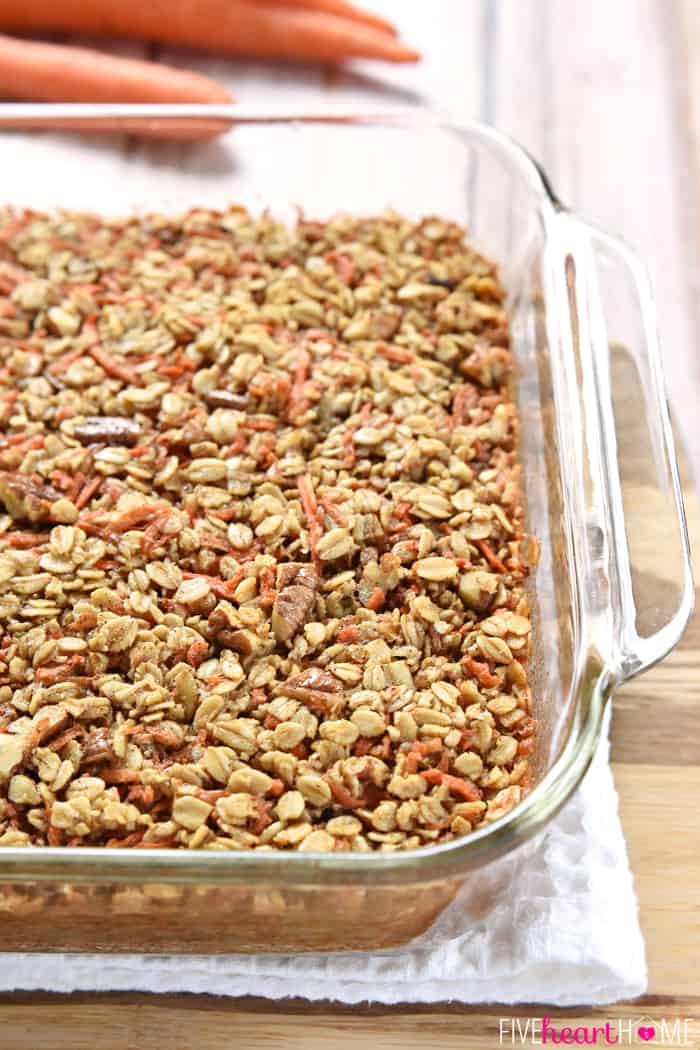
<box><xmin>0</xmin><ymin>105</ymin><xmax>693</xmax><ymax>953</ymax></box>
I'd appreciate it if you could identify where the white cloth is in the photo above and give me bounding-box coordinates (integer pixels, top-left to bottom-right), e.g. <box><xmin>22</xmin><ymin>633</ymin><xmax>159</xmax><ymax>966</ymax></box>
<box><xmin>0</xmin><ymin>727</ymin><xmax>646</xmax><ymax>1005</ymax></box>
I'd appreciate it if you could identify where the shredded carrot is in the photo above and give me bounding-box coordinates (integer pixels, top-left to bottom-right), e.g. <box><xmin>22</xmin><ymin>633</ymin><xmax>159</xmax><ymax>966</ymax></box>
<box><xmin>106</xmin><ymin>501</ymin><xmax>170</xmax><ymax>533</ymax></box>
<box><xmin>225</xmin><ymin>433</ymin><xmax>248</xmax><ymax>456</ymax></box>
<box><xmin>463</xmin><ymin>655</ymin><xmax>501</xmax><ymax>689</ymax></box>
<box><xmin>420</xmin><ymin>768</ymin><xmax>482</xmax><ymax>801</ymax></box>
<box><xmin>288</xmin><ymin>347</ymin><xmax>311</xmax><ymax>420</ymax></box>
<box><xmin>451</xmin><ymin>383</ymin><xmax>479</xmax><ymax>427</ymax></box>
<box><xmin>35</xmin><ymin>656</ymin><xmax>84</xmax><ymax>684</ymax></box>
<box><xmin>249</xmin><ymin>687</ymin><xmax>267</xmax><ymax>709</ymax></box>
<box><xmin>197</xmin><ymin>530</ymin><xmax>231</xmax><ymax>552</ymax></box>
<box><xmin>342</xmin><ymin>401</ymin><xmax>372</xmax><ymax>468</ymax></box>
<box><xmin>2</xmin><ymin>531</ymin><xmax>48</xmax><ymax>548</ymax></box>
<box><xmin>242</xmin><ymin>417</ymin><xmax>276</xmax><ymax>431</ymax></box>
<box><xmin>337</xmin><ymin>626</ymin><xmax>360</xmax><ymax>643</ymax></box>
<box><xmin>74</xmin><ymin>475</ymin><xmax>102</xmax><ymax>510</ymax></box>
<box><xmin>366</xmin><ymin>587</ymin><xmax>385</xmax><ymax>612</ymax></box>
<box><xmin>404</xmin><ymin>738</ymin><xmax>442</xmax><ymax>773</ymax></box>
<box><xmin>89</xmin><ymin>344</ymin><xmax>139</xmax><ymax>385</ymax></box>
<box><xmin>297</xmin><ymin>472</ymin><xmax>323</xmax><ymax>552</ymax></box>
<box><xmin>326</xmin><ymin>778</ymin><xmax>366</xmax><ymax>809</ymax></box>
<box><xmin>320</xmin><ymin>497</ymin><xmax>348</xmax><ymax>528</ymax></box>
<box><xmin>47</xmin><ymin>725</ymin><xmax>84</xmax><ymax>751</ymax></box>
<box><xmin>105</xmin><ymin>830</ymin><xmax>146</xmax><ymax>848</ymax></box>
<box><xmin>48</xmin><ymin>346</ymin><xmax>84</xmax><ymax>375</ymax></box>
<box><xmin>156</xmin><ymin>351</ymin><xmax>196</xmax><ymax>378</ymax></box>
<box><xmin>475</xmin><ymin>539</ymin><xmax>508</xmax><ymax>574</ymax></box>
<box><xmin>376</xmin><ymin>344</ymin><xmax>414</xmax><ymax>364</ymax></box>
<box><xmin>128</xmin><ymin>784</ymin><xmax>155</xmax><ymax>808</ymax></box>
<box><xmin>258</xmin><ymin>566</ymin><xmax>276</xmax><ymax>609</ymax></box>
<box><xmin>518</xmin><ymin>737</ymin><xmax>536</xmax><ymax>757</ymax></box>
<box><xmin>4</xmin><ymin>432</ymin><xmax>44</xmax><ymax>449</ymax></box>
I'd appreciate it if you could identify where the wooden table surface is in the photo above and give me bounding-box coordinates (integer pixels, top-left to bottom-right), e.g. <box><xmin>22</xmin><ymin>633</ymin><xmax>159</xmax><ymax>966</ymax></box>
<box><xmin>1</xmin><ymin>2</ymin><xmax>699</xmax><ymax>1046</ymax></box>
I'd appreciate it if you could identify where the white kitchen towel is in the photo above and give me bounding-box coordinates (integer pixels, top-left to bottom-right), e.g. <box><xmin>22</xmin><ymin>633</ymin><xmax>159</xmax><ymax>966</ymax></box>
<box><xmin>0</xmin><ymin>725</ymin><xmax>647</xmax><ymax>1005</ymax></box>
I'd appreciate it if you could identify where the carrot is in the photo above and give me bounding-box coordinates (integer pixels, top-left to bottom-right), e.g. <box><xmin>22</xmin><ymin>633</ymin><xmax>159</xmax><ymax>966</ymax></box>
<box><xmin>420</xmin><ymin>768</ymin><xmax>482</xmax><ymax>801</ymax></box>
<box><xmin>288</xmin><ymin>347</ymin><xmax>311</xmax><ymax>421</ymax></box>
<box><xmin>462</xmin><ymin>655</ymin><xmax>501</xmax><ymax>690</ymax></box>
<box><xmin>297</xmin><ymin>472</ymin><xmax>323</xmax><ymax>552</ymax></box>
<box><xmin>181</xmin><ymin>570</ymin><xmax>244</xmax><ymax>600</ymax></box>
<box><xmin>0</xmin><ymin>34</ymin><xmax>232</xmax><ymax>141</ymax></box>
<box><xmin>320</xmin><ymin>497</ymin><xmax>348</xmax><ymax>527</ymax></box>
<box><xmin>252</xmin><ymin>0</ymin><xmax>397</xmax><ymax>36</ymax></box>
<box><xmin>0</xmin><ymin>1</ymin><xmax>419</xmax><ymax>63</ymax></box>
<box><xmin>376</xmin><ymin>345</ymin><xmax>414</xmax><ymax>364</ymax></box>
<box><xmin>88</xmin><ymin>345</ymin><xmax>139</xmax><ymax>386</ymax></box>
<box><xmin>343</xmin><ymin>401</ymin><xmax>372</xmax><ymax>467</ymax></box>
<box><xmin>474</xmin><ymin>539</ymin><xmax>508</xmax><ymax>574</ymax></box>
<box><xmin>365</xmin><ymin>586</ymin><xmax>385</xmax><ymax>612</ymax></box>
<box><xmin>74</xmin><ymin>475</ymin><xmax>102</xmax><ymax>510</ymax></box>
<box><xmin>326</xmin><ymin>778</ymin><xmax>366</xmax><ymax>808</ymax></box>
<box><xmin>258</xmin><ymin>566</ymin><xmax>277</xmax><ymax>608</ymax></box>
<box><xmin>2</xmin><ymin>531</ymin><xmax>48</xmax><ymax>548</ymax></box>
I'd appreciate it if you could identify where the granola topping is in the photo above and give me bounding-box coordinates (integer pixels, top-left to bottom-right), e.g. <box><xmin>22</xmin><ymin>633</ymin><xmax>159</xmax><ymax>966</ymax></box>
<box><xmin>0</xmin><ymin>207</ymin><xmax>535</xmax><ymax>852</ymax></box>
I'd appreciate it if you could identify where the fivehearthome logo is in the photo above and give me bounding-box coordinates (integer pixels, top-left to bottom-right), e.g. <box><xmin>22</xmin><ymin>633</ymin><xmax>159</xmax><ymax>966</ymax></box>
<box><xmin>498</xmin><ymin>1016</ymin><xmax>695</xmax><ymax>1046</ymax></box>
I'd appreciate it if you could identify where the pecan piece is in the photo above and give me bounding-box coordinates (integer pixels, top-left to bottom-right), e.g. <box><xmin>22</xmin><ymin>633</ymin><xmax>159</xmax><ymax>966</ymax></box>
<box><xmin>0</xmin><ymin>471</ymin><xmax>62</xmax><ymax>525</ymax></box>
<box><xmin>80</xmin><ymin>728</ymin><xmax>117</xmax><ymax>768</ymax></box>
<box><xmin>203</xmin><ymin>390</ymin><xmax>248</xmax><ymax>411</ymax></box>
<box><xmin>271</xmin><ymin>562</ymin><xmax>318</xmax><ymax>643</ymax></box>
<box><xmin>73</xmin><ymin>416</ymin><xmax>141</xmax><ymax>446</ymax></box>
<box><xmin>278</xmin><ymin>666</ymin><xmax>342</xmax><ymax>715</ymax></box>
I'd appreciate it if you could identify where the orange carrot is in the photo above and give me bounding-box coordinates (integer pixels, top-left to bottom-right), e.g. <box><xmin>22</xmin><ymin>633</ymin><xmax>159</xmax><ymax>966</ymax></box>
<box><xmin>376</xmin><ymin>345</ymin><xmax>414</xmax><ymax>364</ymax></box>
<box><xmin>462</xmin><ymin>655</ymin><xmax>501</xmax><ymax>689</ymax></box>
<box><xmin>252</xmin><ymin>0</ymin><xmax>397</xmax><ymax>36</ymax></box>
<box><xmin>89</xmin><ymin>345</ymin><xmax>139</xmax><ymax>386</ymax></box>
<box><xmin>474</xmin><ymin>539</ymin><xmax>508</xmax><ymax>574</ymax></box>
<box><xmin>0</xmin><ymin>1</ymin><xmax>419</xmax><ymax>63</ymax></box>
<box><xmin>365</xmin><ymin>586</ymin><xmax>385</xmax><ymax>611</ymax></box>
<box><xmin>320</xmin><ymin>497</ymin><xmax>348</xmax><ymax>527</ymax></box>
<box><xmin>297</xmin><ymin>472</ymin><xmax>323</xmax><ymax>552</ymax></box>
<box><xmin>288</xmin><ymin>347</ymin><xmax>312</xmax><ymax>421</ymax></box>
<box><xmin>75</xmin><ymin>475</ymin><xmax>102</xmax><ymax>510</ymax></box>
<box><xmin>0</xmin><ymin>33</ymin><xmax>232</xmax><ymax>141</ymax></box>
<box><xmin>2</xmin><ymin>531</ymin><xmax>48</xmax><ymax>548</ymax></box>
<box><xmin>420</xmin><ymin>768</ymin><xmax>481</xmax><ymax>801</ymax></box>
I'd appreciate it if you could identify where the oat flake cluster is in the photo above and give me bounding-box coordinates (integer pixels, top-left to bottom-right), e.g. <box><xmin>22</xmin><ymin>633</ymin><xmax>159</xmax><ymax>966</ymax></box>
<box><xmin>0</xmin><ymin>206</ymin><xmax>536</xmax><ymax>852</ymax></box>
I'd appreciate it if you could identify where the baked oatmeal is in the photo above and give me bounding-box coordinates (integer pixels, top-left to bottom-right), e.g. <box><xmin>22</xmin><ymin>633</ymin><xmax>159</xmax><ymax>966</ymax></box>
<box><xmin>0</xmin><ymin>207</ymin><xmax>535</xmax><ymax>851</ymax></box>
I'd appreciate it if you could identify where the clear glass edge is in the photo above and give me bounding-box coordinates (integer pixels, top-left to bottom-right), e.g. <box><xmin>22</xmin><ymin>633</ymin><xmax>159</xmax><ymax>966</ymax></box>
<box><xmin>576</xmin><ymin>222</ymin><xmax>694</xmax><ymax>678</ymax></box>
<box><xmin>0</xmin><ymin>108</ymin><xmax>642</xmax><ymax>886</ymax></box>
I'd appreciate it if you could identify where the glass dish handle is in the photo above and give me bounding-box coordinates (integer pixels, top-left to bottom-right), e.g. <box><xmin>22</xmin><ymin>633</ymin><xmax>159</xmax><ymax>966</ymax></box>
<box><xmin>581</xmin><ymin>223</ymin><xmax>694</xmax><ymax>679</ymax></box>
